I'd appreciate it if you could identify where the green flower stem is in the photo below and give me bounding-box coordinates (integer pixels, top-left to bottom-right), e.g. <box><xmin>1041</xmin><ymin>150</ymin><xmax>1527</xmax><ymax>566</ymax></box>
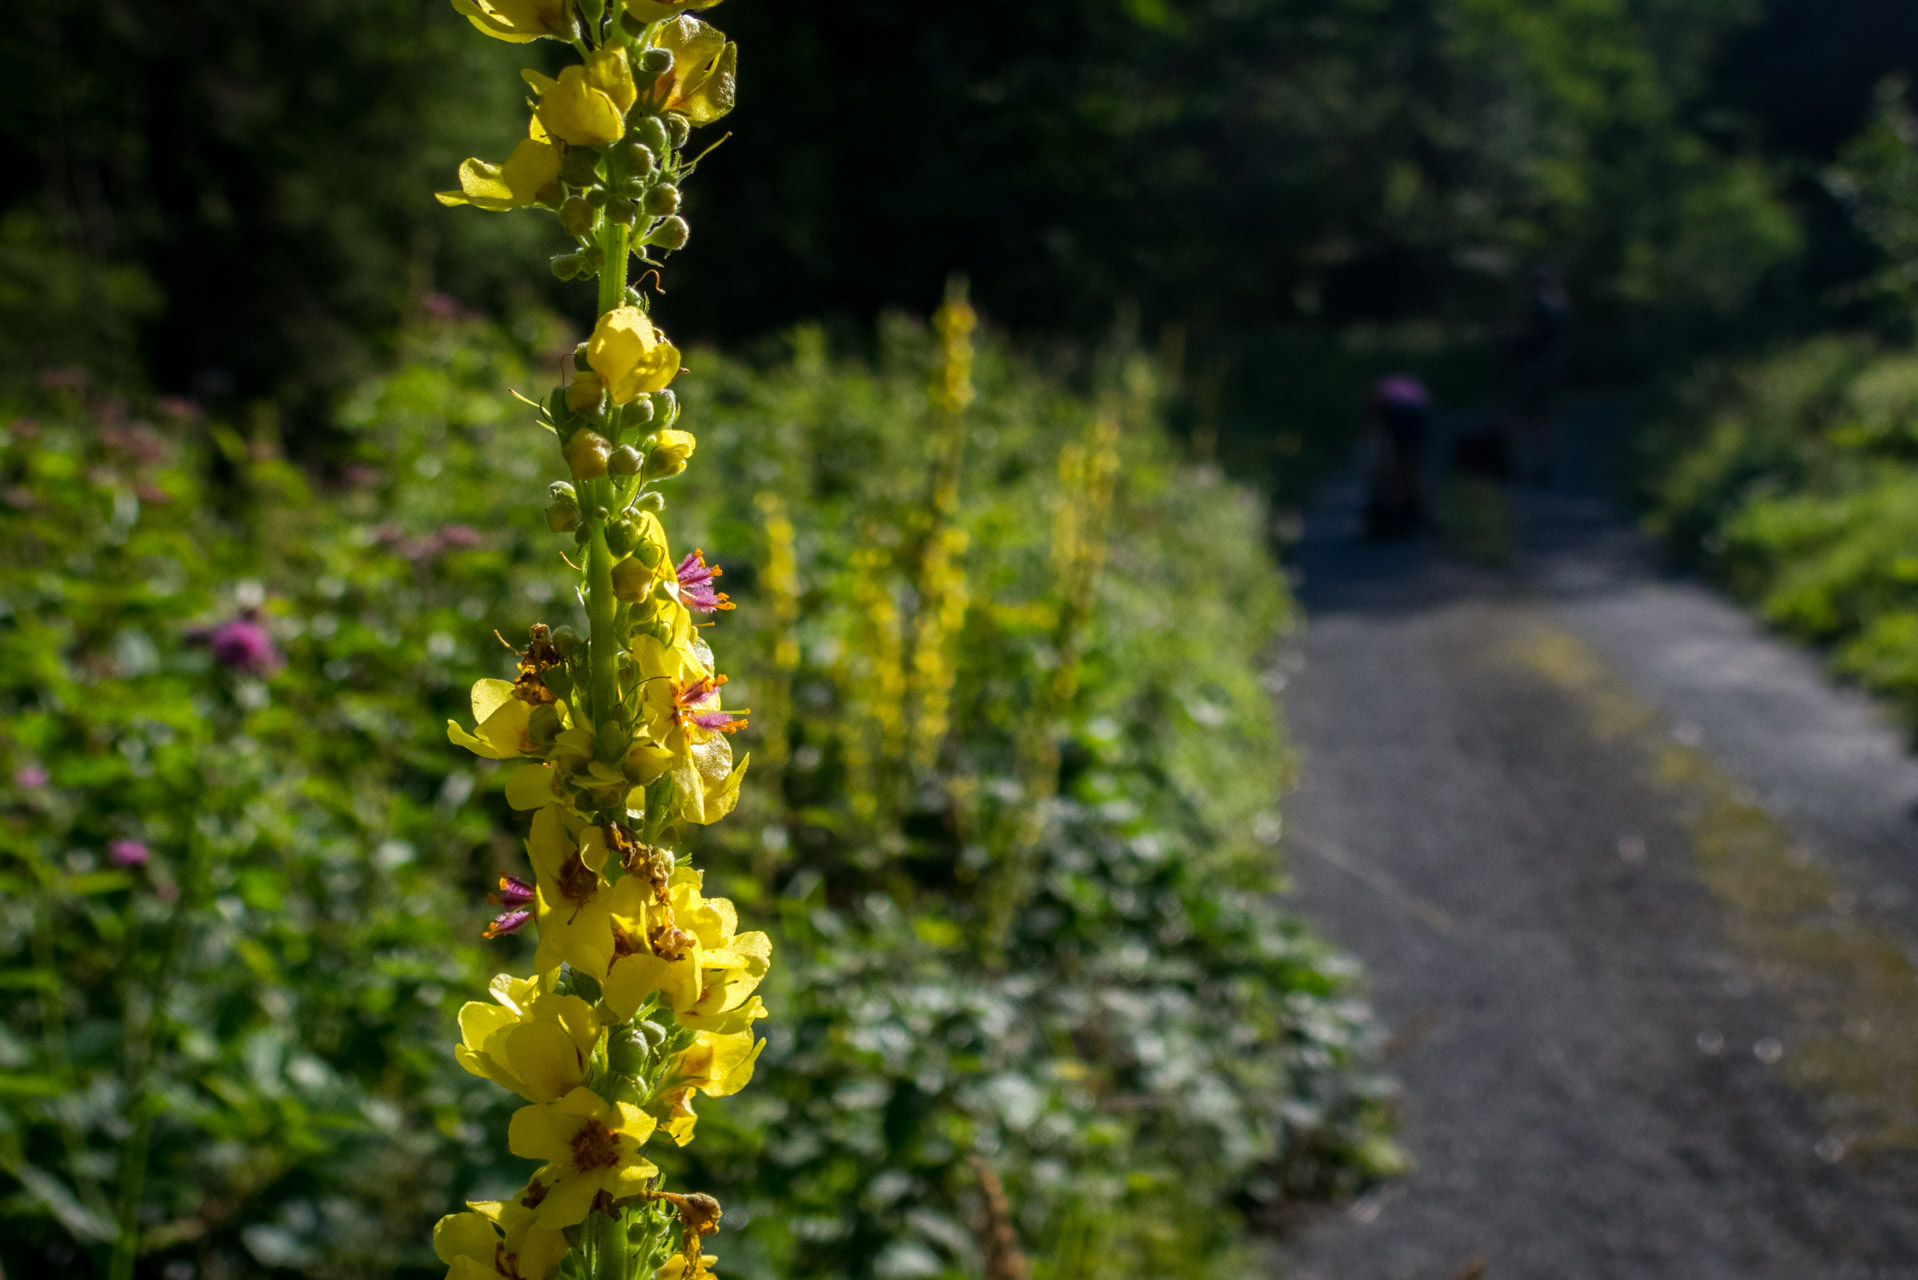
<box><xmin>600</xmin><ymin>220</ymin><xmax>631</xmax><ymax>317</ymax></box>
<box><xmin>584</xmin><ymin>218</ymin><xmax>633</xmax><ymax>762</ymax></box>
<box><xmin>586</xmin><ymin>519</ymin><xmax>625</xmax><ymax>761</ymax></box>
<box><xmin>589</xmin><ymin>1207</ymin><xmax>629</xmax><ymax>1280</ymax></box>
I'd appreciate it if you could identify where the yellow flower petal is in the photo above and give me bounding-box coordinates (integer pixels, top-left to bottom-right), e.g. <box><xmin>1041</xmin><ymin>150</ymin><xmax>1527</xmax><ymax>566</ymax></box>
<box><xmin>433</xmin><ymin>1211</ymin><xmax>499</xmax><ymax>1267</ymax></box>
<box><xmin>452</xmin><ymin>0</ymin><xmax>572</xmax><ymax>42</ymax></box>
<box><xmin>536</xmin><ymin>65</ymin><xmax>627</xmax><ymax>148</ymax></box>
<box><xmin>584</xmin><ymin>47</ymin><xmax>638</xmax><ymax>116</ymax></box>
<box><xmin>587</xmin><ymin>307</ymin><xmax>682</xmax><ymax>402</ymax></box>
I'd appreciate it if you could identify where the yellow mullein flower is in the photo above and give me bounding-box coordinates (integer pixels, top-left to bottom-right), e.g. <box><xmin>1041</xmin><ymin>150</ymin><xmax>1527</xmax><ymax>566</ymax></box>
<box><xmin>676</xmin><ymin>931</ymin><xmax>770</xmax><ymax>1035</ymax></box>
<box><xmin>456</xmin><ymin>974</ymin><xmax>601</xmax><ymax>1103</ymax></box>
<box><xmin>583</xmin><ymin>47</ymin><xmax>638</xmax><ymax>116</ymax></box>
<box><xmin>435</xmin><ymin>133</ymin><xmax>563</xmax><ymax>211</ymax></box>
<box><xmin>450</xmin><ymin>678</ymin><xmax>536</xmax><ymax>759</ymax></box>
<box><xmin>434</xmin><ymin>1196</ymin><xmax>569</xmax><ymax>1280</ymax></box>
<box><xmin>625</xmin><ymin>0</ymin><xmax>721</xmax><ymax>22</ymax></box>
<box><xmin>602</xmin><ymin>869</ymin><xmax>769</xmax><ymax>1023</ymax></box>
<box><xmin>647</xmin><ymin>17</ymin><xmax>736</xmax><ymax>127</ymax></box>
<box><xmin>508</xmin><ymin>1086</ymin><xmax>660</xmax><ymax>1230</ymax></box>
<box><xmin>452</xmin><ymin>0</ymin><xmax>572</xmax><ymax>43</ymax></box>
<box><xmin>528</xmin><ymin>808</ymin><xmax>616</xmax><ymax>975</ymax></box>
<box><xmin>656</xmin><ymin>1029</ymin><xmax>763</xmax><ymax>1145</ymax></box>
<box><xmin>654</xmin><ymin>1253</ymin><xmax>719</xmax><ymax>1280</ymax></box>
<box><xmin>587</xmin><ymin>307</ymin><xmax>682</xmax><ymax>403</ymax></box>
<box><xmin>526</xmin><ymin>65</ymin><xmax>627</xmax><ymax>149</ymax></box>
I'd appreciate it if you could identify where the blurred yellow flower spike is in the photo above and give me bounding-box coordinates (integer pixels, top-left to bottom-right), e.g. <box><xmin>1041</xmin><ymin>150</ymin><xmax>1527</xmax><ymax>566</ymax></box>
<box><xmin>527</xmin><ymin>808</ymin><xmax>617</xmax><ymax>974</ymax></box>
<box><xmin>434</xmin><ymin>1200</ymin><xmax>568</xmax><ymax>1280</ymax></box>
<box><xmin>456</xmin><ymin>981</ymin><xmax>601</xmax><ymax>1103</ymax></box>
<box><xmin>449</xmin><ymin>678</ymin><xmax>535</xmax><ymax>758</ymax></box>
<box><xmin>625</xmin><ymin>0</ymin><xmax>722</xmax><ymax>22</ymax></box>
<box><xmin>508</xmin><ymin>1086</ymin><xmax>660</xmax><ymax>1230</ymax></box>
<box><xmin>649</xmin><ymin>16</ymin><xmax>737</xmax><ymax>126</ymax></box>
<box><xmin>452</xmin><ymin>0</ymin><xmax>572</xmax><ymax>43</ymax></box>
<box><xmin>527</xmin><ymin>64</ymin><xmax>627</xmax><ymax>148</ymax></box>
<box><xmin>587</xmin><ymin>307</ymin><xmax>682</xmax><ymax>402</ymax></box>
<box><xmin>435</xmin><ymin>136</ymin><xmax>562</xmax><ymax>211</ymax></box>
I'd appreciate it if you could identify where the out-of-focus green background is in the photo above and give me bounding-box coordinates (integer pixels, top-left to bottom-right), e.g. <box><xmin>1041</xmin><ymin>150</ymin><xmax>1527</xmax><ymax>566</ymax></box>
<box><xmin>9</xmin><ymin>1</ymin><xmax>1918</xmax><ymax>1278</ymax></box>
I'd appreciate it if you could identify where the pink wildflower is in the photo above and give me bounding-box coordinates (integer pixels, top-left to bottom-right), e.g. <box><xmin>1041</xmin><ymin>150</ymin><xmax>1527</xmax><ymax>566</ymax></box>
<box><xmin>109</xmin><ymin>840</ymin><xmax>150</xmax><ymax>868</ymax></box>
<box><xmin>193</xmin><ymin>612</ymin><xmax>283</xmax><ymax>677</ymax></box>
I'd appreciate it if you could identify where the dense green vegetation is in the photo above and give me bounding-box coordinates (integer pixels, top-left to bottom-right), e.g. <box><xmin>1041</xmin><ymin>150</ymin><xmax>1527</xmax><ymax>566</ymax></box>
<box><xmin>0</xmin><ymin>314</ymin><xmax>1394</xmax><ymax>1278</ymax></box>
<box><xmin>1646</xmin><ymin>83</ymin><xmax>1918</xmax><ymax>737</ymax></box>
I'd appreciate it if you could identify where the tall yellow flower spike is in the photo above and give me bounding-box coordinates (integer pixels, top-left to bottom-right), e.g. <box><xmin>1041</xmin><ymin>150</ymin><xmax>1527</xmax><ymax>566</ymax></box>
<box><xmin>435</xmin><ymin>1</ymin><xmax>769</xmax><ymax>1274</ymax></box>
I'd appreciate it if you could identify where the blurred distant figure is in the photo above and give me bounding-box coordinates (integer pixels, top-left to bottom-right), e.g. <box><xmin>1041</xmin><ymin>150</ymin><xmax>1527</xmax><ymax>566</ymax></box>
<box><xmin>1365</xmin><ymin>375</ymin><xmax>1431</xmax><ymax>539</ymax></box>
<box><xmin>1508</xmin><ymin>265</ymin><xmax>1569</xmax><ymax>483</ymax></box>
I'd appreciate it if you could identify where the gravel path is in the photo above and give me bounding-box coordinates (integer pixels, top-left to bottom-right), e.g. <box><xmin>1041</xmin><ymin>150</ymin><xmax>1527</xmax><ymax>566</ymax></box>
<box><xmin>1276</xmin><ymin>472</ymin><xmax>1918</xmax><ymax>1280</ymax></box>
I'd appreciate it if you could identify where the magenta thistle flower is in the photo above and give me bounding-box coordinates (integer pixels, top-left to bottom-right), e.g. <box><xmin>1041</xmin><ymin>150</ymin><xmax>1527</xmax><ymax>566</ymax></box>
<box><xmin>197</xmin><ymin>613</ymin><xmax>282</xmax><ymax>677</ymax></box>
<box><xmin>108</xmin><ymin>839</ymin><xmax>150</xmax><ymax>868</ymax></box>
<box><xmin>484</xmin><ymin>908</ymin><xmax>532</xmax><ymax>940</ymax></box>
<box><xmin>675</xmin><ymin>549</ymin><xmax>734</xmax><ymax>613</ymax></box>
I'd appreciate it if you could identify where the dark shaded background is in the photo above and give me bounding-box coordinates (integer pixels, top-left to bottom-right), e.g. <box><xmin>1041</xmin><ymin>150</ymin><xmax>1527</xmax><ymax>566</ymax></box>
<box><xmin>3</xmin><ymin>0</ymin><xmax>1918</xmax><ymax>431</ymax></box>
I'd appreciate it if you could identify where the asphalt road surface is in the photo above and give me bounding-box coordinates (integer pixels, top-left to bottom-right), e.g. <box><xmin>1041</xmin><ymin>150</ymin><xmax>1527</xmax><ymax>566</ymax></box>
<box><xmin>1276</xmin><ymin>469</ymin><xmax>1918</xmax><ymax>1280</ymax></box>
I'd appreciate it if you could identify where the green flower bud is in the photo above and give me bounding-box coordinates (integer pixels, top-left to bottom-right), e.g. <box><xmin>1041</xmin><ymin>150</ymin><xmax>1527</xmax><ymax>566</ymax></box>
<box><xmin>643</xmin><ymin>184</ymin><xmax>681</xmax><ymax>216</ymax></box>
<box><xmin>648</xmin><ymin>619</ymin><xmax>674</xmax><ymax>645</ymax></box>
<box><xmin>610</xmin><ymin>444</ymin><xmax>641</xmax><ymax>475</ymax></box>
<box><xmin>559</xmin><ymin>195</ymin><xmax>598</xmax><ymax>237</ymax></box>
<box><xmin>560</xmin><ymin>145</ymin><xmax>602</xmax><ymax>188</ymax></box>
<box><xmin>575</xmin><ymin>523</ymin><xmax>593</xmax><ymax>546</ymax></box>
<box><xmin>549</xmin><ymin>624</ymin><xmax>584</xmax><ymax>658</ymax></box>
<box><xmin>566</xmin><ymin>371</ymin><xmax>608</xmax><ymax>416</ymax></box>
<box><xmin>550</xmin><ymin>251</ymin><xmax>587</xmax><ymax>281</ymax></box>
<box><xmin>665</xmin><ymin>113</ymin><xmax>691</xmax><ymax>147</ymax></box>
<box><xmin>606</xmin><ymin>197</ymin><xmax>638</xmax><ymax>226</ymax></box>
<box><xmin>607</xmin><ymin>1026</ymin><xmax>648</xmax><ymax>1076</ymax></box>
<box><xmin>534</xmin><ymin>180</ymin><xmax>565</xmax><ymax>209</ymax></box>
<box><xmin>610</xmin><ymin>553</ymin><xmax>654</xmax><ymax>602</ymax></box>
<box><xmin>635</xmin><ymin>1019</ymin><xmax>668</xmax><ymax>1050</ymax></box>
<box><xmin>648</xmin><ymin>216</ymin><xmax>690</xmax><ymax>251</ymax></box>
<box><xmin>527</xmin><ymin>702</ymin><xmax>564</xmax><ymax>751</ymax></box>
<box><xmin>653</xmin><ymin>388</ymin><xmax>678</xmax><ymax>422</ymax></box>
<box><xmin>635</xmin><ymin>490</ymin><xmax>666</xmax><ymax>512</ymax></box>
<box><xmin>549</xmin><ymin>481</ymin><xmax>578</xmax><ymax>504</ymax></box>
<box><xmin>634</xmin><ymin>537</ymin><xmax>663</xmax><ymax>569</ymax></box>
<box><xmin>572</xmin><ymin>344</ymin><xmax>592</xmax><ymax>373</ymax></box>
<box><xmin>638</xmin><ymin>47</ymin><xmax>675</xmax><ymax>79</ymax></box>
<box><xmin>616</xmin><ymin>177</ymin><xmax>649</xmax><ymax>200</ymax></box>
<box><xmin>635</xmin><ymin>117</ymin><xmax>670</xmax><ymax>155</ymax></box>
<box><xmin>627</xmin><ymin>392</ymin><xmax>655</xmax><ymax>424</ymax></box>
<box><xmin>586</xmin><ymin>186</ymin><xmax>609</xmax><ymax>208</ymax></box>
<box><xmin>546</xmin><ymin>499</ymin><xmax>580</xmax><ymax>534</ymax></box>
<box><xmin>625</xmin><ymin>142</ymin><xmax>657</xmax><ymax>174</ymax></box>
<box><xmin>563</xmin><ymin>430</ymin><xmax>613</xmax><ymax>479</ymax></box>
<box><xmin>606</xmin><ymin>516</ymin><xmax>639</xmax><ymax>555</ymax></box>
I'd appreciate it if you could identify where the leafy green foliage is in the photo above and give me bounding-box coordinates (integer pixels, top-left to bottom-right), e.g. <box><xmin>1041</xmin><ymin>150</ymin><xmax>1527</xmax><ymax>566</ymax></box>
<box><xmin>0</xmin><ymin>315</ymin><xmax>1392</xmax><ymax>1278</ymax></box>
<box><xmin>1646</xmin><ymin>333</ymin><xmax>1918</xmax><ymax>733</ymax></box>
